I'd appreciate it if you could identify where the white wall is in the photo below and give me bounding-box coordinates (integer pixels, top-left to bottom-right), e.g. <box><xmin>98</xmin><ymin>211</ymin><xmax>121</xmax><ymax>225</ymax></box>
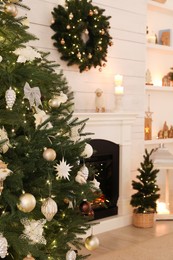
<box><xmin>21</xmin><ymin>0</ymin><xmax>147</xmax><ymax>179</ymax></box>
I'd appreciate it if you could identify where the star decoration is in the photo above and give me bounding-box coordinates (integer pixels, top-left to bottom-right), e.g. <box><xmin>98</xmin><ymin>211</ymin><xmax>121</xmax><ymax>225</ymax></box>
<box><xmin>21</xmin><ymin>218</ymin><xmax>46</xmax><ymax>245</ymax></box>
<box><xmin>54</xmin><ymin>157</ymin><xmax>73</xmax><ymax>180</ymax></box>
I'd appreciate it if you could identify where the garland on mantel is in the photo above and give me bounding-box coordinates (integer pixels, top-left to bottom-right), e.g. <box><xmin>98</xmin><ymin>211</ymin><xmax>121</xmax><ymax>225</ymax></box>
<box><xmin>51</xmin><ymin>0</ymin><xmax>113</xmax><ymax>73</ymax></box>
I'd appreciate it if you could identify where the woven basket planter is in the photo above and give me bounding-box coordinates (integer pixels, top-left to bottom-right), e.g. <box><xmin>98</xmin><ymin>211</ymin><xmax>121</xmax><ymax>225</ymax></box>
<box><xmin>132</xmin><ymin>212</ymin><xmax>155</xmax><ymax>228</ymax></box>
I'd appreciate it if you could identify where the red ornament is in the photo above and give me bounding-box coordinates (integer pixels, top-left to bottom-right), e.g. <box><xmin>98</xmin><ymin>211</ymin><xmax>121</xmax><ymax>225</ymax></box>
<box><xmin>79</xmin><ymin>200</ymin><xmax>91</xmax><ymax>214</ymax></box>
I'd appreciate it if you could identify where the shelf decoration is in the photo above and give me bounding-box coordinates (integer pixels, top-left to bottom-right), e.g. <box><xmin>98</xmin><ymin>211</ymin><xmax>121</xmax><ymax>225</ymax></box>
<box><xmin>145</xmin><ymin>69</ymin><xmax>153</xmax><ymax>85</ymax></box>
<box><xmin>158</xmin><ymin>122</ymin><xmax>173</xmax><ymax>139</ymax></box>
<box><xmin>158</xmin><ymin>29</ymin><xmax>170</xmax><ymax>46</ymax></box>
<box><xmin>144</xmin><ymin>94</ymin><xmax>153</xmax><ymax>140</ymax></box>
<box><xmin>50</xmin><ymin>0</ymin><xmax>113</xmax><ymax>73</ymax></box>
<box><xmin>162</xmin><ymin>67</ymin><xmax>173</xmax><ymax>87</ymax></box>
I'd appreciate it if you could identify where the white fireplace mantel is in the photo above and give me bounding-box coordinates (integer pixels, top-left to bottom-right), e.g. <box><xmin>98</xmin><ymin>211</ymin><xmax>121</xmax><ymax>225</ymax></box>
<box><xmin>74</xmin><ymin>112</ymin><xmax>138</xmax><ymax>234</ymax></box>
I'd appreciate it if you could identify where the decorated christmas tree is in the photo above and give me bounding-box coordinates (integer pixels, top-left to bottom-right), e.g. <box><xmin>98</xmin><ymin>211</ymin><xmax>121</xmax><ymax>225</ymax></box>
<box><xmin>130</xmin><ymin>149</ymin><xmax>160</xmax><ymax>214</ymax></box>
<box><xmin>0</xmin><ymin>1</ymin><xmax>99</xmax><ymax>259</ymax></box>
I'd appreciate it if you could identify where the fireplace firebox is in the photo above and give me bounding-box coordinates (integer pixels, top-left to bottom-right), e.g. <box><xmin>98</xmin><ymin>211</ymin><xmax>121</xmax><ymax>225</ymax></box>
<box><xmin>86</xmin><ymin>139</ymin><xmax>119</xmax><ymax>220</ymax></box>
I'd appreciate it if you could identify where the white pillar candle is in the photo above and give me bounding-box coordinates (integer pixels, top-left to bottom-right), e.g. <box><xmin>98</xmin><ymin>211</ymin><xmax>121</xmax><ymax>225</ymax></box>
<box><xmin>114</xmin><ymin>74</ymin><xmax>123</xmax><ymax>86</ymax></box>
<box><xmin>115</xmin><ymin>86</ymin><xmax>124</xmax><ymax>95</ymax></box>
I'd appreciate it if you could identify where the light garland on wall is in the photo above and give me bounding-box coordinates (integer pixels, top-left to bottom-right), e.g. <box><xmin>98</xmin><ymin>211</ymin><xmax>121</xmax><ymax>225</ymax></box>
<box><xmin>51</xmin><ymin>0</ymin><xmax>113</xmax><ymax>72</ymax></box>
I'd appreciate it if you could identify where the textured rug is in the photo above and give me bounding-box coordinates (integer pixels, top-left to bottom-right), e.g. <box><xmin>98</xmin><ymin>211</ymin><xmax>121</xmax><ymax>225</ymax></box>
<box><xmin>91</xmin><ymin>232</ymin><xmax>173</xmax><ymax>260</ymax></box>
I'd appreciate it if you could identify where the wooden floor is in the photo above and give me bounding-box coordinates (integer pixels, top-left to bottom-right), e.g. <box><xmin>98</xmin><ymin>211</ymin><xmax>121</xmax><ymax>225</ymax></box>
<box><xmin>81</xmin><ymin>220</ymin><xmax>173</xmax><ymax>259</ymax></box>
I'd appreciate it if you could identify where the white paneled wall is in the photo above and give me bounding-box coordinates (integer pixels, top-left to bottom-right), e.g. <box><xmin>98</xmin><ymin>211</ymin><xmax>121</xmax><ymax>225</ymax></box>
<box><xmin>21</xmin><ymin>0</ymin><xmax>147</xmax><ymax>171</ymax></box>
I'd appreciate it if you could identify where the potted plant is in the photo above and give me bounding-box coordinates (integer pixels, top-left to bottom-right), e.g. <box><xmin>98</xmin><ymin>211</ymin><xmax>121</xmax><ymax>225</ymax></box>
<box><xmin>130</xmin><ymin>149</ymin><xmax>160</xmax><ymax>228</ymax></box>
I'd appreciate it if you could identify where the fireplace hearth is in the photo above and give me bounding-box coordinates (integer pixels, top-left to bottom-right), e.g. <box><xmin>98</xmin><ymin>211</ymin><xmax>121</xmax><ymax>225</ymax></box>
<box><xmin>86</xmin><ymin>139</ymin><xmax>119</xmax><ymax>220</ymax></box>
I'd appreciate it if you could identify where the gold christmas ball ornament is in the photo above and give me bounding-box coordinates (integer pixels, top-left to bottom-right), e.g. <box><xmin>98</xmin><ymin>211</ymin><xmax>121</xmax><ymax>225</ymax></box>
<box><xmin>17</xmin><ymin>193</ymin><xmax>36</xmax><ymax>213</ymax></box>
<box><xmin>4</xmin><ymin>3</ymin><xmax>18</xmax><ymax>17</ymax></box>
<box><xmin>41</xmin><ymin>197</ymin><xmax>58</xmax><ymax>221</ymax></box>
<box><xmin>81</xmin><ymin>143</ymin><xmax>93</xmax><ymax>158</ymax></box>
<box><xmin>43</xmin><ymin>148</ymin><xmax>56</xmax><ymax>161</ymax></box>
<box><xmin>48</xmin><ymin>98</ymin><xmax>60</xmax><ymax>108</ymax></box>
<box><xmin>23</xmin><ymin>254</ymin><xmax>35</xmax><ymax>260</ymax></box>
<box><xmin>85</xmin><ymin>235</ymin><xmax>99</xmax><ymax>251</ymax></box>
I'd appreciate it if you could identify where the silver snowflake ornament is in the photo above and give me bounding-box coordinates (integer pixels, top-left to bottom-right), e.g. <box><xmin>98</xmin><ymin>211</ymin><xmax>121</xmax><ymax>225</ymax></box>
<box><xmin>54</xmin><ymin>157</ymin><xmax>73</xmax><ymax>180</ymax></box>
<box><xmin>21</xmin><ymin>218</ymin><xmax>46</xmax><ymax>245</ymax></box>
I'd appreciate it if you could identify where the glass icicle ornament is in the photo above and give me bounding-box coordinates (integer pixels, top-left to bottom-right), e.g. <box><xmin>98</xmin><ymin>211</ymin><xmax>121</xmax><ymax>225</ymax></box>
<box><xmin>0</xmin><ymin>234</ymin><xmax>8</xmax><ymax>258</ymax></box>
<box><xmin>41</xmin><ymin>197</ymin><xmax>58</xmax><ymax>221</ymax></box>
<box><xmin>5</xmin><ymin>87</ymin><xmax>16</xmax><ymax>109</ymax></box>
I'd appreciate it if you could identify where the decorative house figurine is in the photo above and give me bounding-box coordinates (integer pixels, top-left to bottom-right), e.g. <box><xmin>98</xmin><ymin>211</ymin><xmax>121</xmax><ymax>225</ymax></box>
<box><xmin>95</xmin><ymin>88</ymin><xmax>105</xmax><ymax>113</ymax></box>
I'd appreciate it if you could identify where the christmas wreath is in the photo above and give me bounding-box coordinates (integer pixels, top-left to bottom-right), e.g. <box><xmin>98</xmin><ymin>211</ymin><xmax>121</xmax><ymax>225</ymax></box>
<box><xmin>51</xmin><ymin>0</ymin><xmax>113</xmax><ymax>73</ymax></box>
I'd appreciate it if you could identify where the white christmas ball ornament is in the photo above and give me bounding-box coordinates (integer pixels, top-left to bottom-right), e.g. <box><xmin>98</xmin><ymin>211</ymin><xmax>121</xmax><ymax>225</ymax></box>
<box><xmin>66</xmin><ymin>249</ymin><xmax>76</xmax><ymax>260</ymax></box>
<box><xmin>17</xmin><ymin>193</ymin><xmax>36</xmax><ymax>212</ymax></box>
<box><xmin>5</xmin><ymin>87</ymin><xmax>16</xmax><ymax>109</ymax></box>
<box><xmin>81</xmin><ymin>144</ymin><xmax>93</xmax><ymax>158</ymax></box>
<box><xmin>0</xmin><ymin>234</ymin><xmax>8</xmax><ymax>258</ymax></box>
<box><xmin>48</xmin><ymin>98</ymin><xmax>60</xmax><ymax>108</ymax></box>
<box><xmin>41</xmin><ymin>197</ymin><xmax>58</xmax><ymax>221</ymax></box>
<box><xmin>43</xmin><ymin>148</ymin><xmax>56</xmax><ymax>161</ymax></box>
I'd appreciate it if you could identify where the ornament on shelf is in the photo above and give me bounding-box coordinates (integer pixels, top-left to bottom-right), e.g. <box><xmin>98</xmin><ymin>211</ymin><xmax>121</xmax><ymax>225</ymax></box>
<box><xmin>5</xmin><ymin>87</ymin><xmax>16</xmax><ymax>109</ymax></box>
<box><xmin>21</xmin><ymin>218</ymin><xmax>46</xmax><ymax>244</ymax></box>
<box><xmin>17</xmin><ymin>193</ymin><xmax>36</xmax><ymax>213</ymax></box>
<box><xmin>43</xmin><ymin>148</ymin><xmax>56</xmax><ymax>161</ymax></box>
<box><xmin>24</xmin><ymin>82</ymin><xmax>42</xmax><ymax>108</ymax></box>
<box><xmin>81</xmin><ymin>143</ymin><xmax>93</xmax><ymax>158</ymax></box>
<box><xmin>23</xmin><ymin>254</ymin><xmax>35</xmax><ymax>260</ymax></box>
<box><xmin>54</xmin><ymin>157</ymin><xmax>72</xmax><ymax>180</ymax></box>
<box><xmin>66</xmin><ymin>249</ymin><xmax>76</xmax><ymax>260</ymax></box>
<box><xmin>0</xmin><ymin>160</ymin><xmax>11</xmax><ymax>194</ymax></box>
<box><xmin>145</xmin><ymin>69</ymin><xmax>153</xmax><ymax>86</ymax></box>
<box><xmin>95</xmin><ymin>88</ymin><xmax>106</xmax><ymax>113</ymax></box>
<box><xmin>79</xmin><ymin>199</ymin><xmax>92</xmax><ymax>215</ymax></box>
<box><xmin>0</xmin><ymin>233</ymin><xmax>8</xmax><ymax>258</ymax></box>
<box><xmin>0</xmin><ymin>127</ymin><xmax>10</xmax><ymax>154</ymax></box>
<box><xmin>41</xmin><ymin>197</ymin><xmax>58</xmax><ymax>221</ymax></box>
<box><xmin>4</xmin><ymin>3</ymin><xmax>18</xmax><ymax>17</ymax></box>
<box><xmin>158</xmin><ymin>121</ymin><xmax>170</xmax><ymax>139</ymax></box>
<box><xmin>85</xmin><ymin>234</ymin><xmax>99</xmax><ymax>251</ymax></box>
<box><xmin>144</xmin><ymin>94</ymin><xmax>153</xmax><ymax>140</ymax></box>
<box><xmin>79</xmin><ymin>164</ymin><xmax>89</xmax><ymax>180</ymax></box>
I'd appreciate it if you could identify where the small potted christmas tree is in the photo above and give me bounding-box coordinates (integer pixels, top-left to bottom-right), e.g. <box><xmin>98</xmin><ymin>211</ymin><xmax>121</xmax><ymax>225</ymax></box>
<box><xmin>130</xmin><ymin>149</ymin><xmax>160</xmax><ymax>228</ymax></box>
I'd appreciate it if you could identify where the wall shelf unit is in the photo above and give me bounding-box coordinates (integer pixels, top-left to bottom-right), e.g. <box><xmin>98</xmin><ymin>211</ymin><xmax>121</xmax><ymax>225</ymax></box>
<box><xmin>145</xmin><ymin>86</ymin><xmax>173</xmax><ymax>92</ymax></box>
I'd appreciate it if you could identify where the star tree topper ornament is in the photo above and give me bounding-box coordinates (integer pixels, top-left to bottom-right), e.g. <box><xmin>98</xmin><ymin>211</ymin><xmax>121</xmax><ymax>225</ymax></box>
<box><xmin>54</xmin><ymin>157</ymin><xmax>73</xmax><ymax>180</ymax></box>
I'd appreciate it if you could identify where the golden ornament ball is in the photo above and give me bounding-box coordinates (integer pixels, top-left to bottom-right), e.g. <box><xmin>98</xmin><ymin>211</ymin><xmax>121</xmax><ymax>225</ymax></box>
<box><xmin>17</xmin><ymin>193</ymin><xmax>36</xmax><ymax>213</ymax></box>
<box><xmin>23</xmin><ymin>254</ymin><xmax>35</xmax><ymax>260</ymax></box>
<box><xmin>4</xmin><ymin>3</ymin><xmax>18</xmax><ymax>17</ymax></box>
<box><xmin>48</xmin><ymin>98</ymin><xmax>60</xmax><ymax>108</ymax></box>
<box><xmin>85</xmin><ymin>235</ymin><xmax>99</xmax><ymax>251</ymax></box>
<box><xmin>43</xmin><ymin>148</ymin><xmax>56</xmax><ymax>161</ymax></box>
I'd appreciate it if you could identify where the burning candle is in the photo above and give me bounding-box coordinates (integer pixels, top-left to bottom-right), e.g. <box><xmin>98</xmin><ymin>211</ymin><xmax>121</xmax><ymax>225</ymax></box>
<box><xmin>115</xmin><ymin>85</ymin><xmax>124</xmax><ymax>95</ymax></box>
<box><xmin>114</xmin><ymin>74</ymin><xmax>123</xmax><ymax>86</ymax></box>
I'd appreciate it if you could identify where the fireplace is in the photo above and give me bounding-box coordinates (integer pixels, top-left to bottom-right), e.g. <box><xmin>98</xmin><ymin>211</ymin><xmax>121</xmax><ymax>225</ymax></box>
<box><xmin>86</xmin><ymin>139</ymin><xmax>119</xmax><ymax>220</ymax></box>
<box><xmin>75</xmin><ymin>112</ymin><xmax>137</xmax><ymax>234</ymax></box>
